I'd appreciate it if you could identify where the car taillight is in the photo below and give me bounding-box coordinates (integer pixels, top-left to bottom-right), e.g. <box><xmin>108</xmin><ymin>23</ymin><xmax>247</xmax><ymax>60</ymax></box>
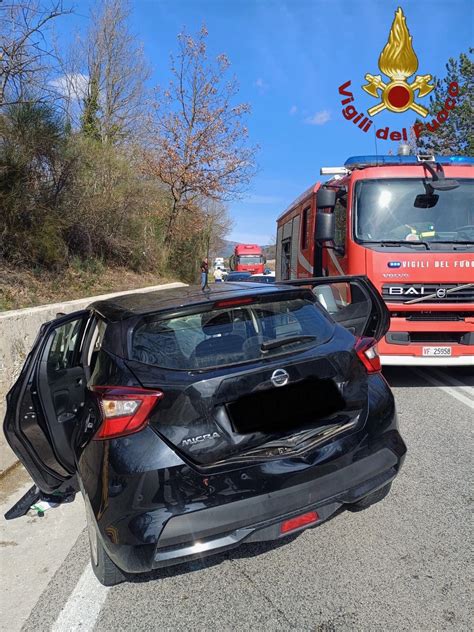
<box><xmin>91</xmin><ymin>386</ymin><xmax>164</xmax><ymax>440</ymax></box>
<box><xmin>280</xmin><ymin>511</ymin><xmax>319</xmax><ymax>534</ymax></box>
<box><xmin>355</xmin><ymin>337</ymin><xmax>382</xmax><ymax>373</ymax></box>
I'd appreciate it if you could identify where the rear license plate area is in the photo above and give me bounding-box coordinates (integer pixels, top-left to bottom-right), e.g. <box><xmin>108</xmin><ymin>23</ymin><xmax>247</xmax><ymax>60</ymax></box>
<box><xmin>226</xmin><ymin>377</ymin><xmax>345</xmax><ymax>434</ymax></box>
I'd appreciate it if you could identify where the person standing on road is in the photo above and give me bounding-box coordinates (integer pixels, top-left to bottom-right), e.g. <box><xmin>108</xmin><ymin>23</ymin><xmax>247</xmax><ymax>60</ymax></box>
<box><xmin>200</xmin><ymin>257</ymin><xmax>209</xmax><ymax>289</ymax></box>
<box><xmin>214</xmin><ymin>267</ymin><xmax>223</xmax><ymax>282</ymax></box>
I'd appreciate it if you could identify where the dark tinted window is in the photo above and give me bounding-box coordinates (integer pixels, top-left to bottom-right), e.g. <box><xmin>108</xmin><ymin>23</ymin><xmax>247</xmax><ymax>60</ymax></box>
<box><xmin>131</xmin><ymin>296</ymin><xmax>334</xmax><ymax>370</ymax></box>
<box><xmin>47</xmin><ymin>318</ymin><xmax>84</xmax><ymax>371</ymax></box>
<box><xmin>250</xmin><ymin>275</ymin><xmax>275</xmax><ymax>283</ymax></box>
<box><xmin>226</xmin><ymin>272</ymin><xmax>252</xmax><ymax>281</ymax></box>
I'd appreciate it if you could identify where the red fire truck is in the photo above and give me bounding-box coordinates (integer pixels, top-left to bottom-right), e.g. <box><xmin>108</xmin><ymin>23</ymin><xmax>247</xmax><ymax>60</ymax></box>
<box><xmin>276</xmin><ymin>154</ymin><xmax>474</xmax><ymax>366</ymax></box>
<box><xmin>230</xmin><ymin>243</ymin><xmax>266</xmax><ymax>274</ymax></box>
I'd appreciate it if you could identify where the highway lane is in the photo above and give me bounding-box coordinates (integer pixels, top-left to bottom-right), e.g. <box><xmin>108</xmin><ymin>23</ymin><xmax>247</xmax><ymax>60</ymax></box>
<box><xmin>1</xmin><ymin>367</ymin><xmax>473</xmax><ymax>632</ymax></box>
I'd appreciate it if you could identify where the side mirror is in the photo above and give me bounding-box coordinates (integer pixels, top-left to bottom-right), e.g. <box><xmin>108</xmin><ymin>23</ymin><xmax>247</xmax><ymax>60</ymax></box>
<box><xmin>315</xmin><ymin>212</ymin><xmax>335</xmax><ymax>242</ymax></box>
<box><xmin>316</xmin><ymin>187</ymin><xmax>337</xmax><ymax>209</ymax></box>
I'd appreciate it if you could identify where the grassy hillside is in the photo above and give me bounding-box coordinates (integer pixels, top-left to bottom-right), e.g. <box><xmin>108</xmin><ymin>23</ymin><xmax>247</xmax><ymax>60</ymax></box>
<box><xmin>0</xmin><ymin>261</ymin><xmax>173</xmax><ymax>311</ymax></box>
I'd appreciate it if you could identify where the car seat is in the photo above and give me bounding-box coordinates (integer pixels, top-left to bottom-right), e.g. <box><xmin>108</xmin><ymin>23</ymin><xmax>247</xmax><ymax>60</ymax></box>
<box><xmin>193</xmin><ymin>311</ymin><xmax>245</xmax><ymax>367</ymax></box>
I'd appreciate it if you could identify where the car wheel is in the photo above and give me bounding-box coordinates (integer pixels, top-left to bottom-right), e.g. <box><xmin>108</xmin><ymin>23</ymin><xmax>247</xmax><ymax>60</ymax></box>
<box><xmin>349</xmin><ymin>482</ymin><xmax>392</xmax><ymax>511</ymax></box>
<box><xmin>86</xmin><ymin>509</ymin><xmax>125</xmax><ymax>586</ymax></box>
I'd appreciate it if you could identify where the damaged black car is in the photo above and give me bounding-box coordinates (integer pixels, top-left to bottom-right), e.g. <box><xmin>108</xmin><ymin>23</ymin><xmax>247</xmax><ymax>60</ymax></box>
<box><xmin>4</xmin><ymin>277</ymin><xmax>406</xmax><ymax>585</ymax></box>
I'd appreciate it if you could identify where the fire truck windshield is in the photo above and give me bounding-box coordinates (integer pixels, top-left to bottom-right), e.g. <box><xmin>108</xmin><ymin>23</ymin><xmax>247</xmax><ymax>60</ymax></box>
<box><xmin>355</xmin><ymin>178</ymin><xmax>474</xmax><ymax>244</ymax></box>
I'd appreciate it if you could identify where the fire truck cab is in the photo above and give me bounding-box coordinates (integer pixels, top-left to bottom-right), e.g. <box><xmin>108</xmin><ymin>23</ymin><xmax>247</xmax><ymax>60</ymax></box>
<box><xmin>276</xmin><ymin>154</ymin><xmax>474</xmax><ymax>366</ymax></box>
<box><xmin>230</xmin><ymin>244</ymin><xmax>266</xmax><ymax>274</ymax></box>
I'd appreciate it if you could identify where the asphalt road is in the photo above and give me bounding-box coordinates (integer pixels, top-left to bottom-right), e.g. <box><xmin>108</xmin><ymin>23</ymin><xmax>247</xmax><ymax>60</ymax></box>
<box><xmin>1</xmin><ymin>366</ymin><xmax>473</xmax><ymax>632</ymax></box>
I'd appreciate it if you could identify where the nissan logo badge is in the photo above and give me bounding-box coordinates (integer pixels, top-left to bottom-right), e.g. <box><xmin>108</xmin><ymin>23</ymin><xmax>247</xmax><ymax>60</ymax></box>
<box><xmin>271</xmin><ymin>369</ymin><xmax>289</xmax><ymax>387</ymax></box>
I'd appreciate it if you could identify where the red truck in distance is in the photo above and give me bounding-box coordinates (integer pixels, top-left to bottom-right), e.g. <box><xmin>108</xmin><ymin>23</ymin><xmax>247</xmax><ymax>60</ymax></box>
<box><xmin>230</xmin><ymin>244</ymin><xmax>266</xmax><ymax>274</ymax></box>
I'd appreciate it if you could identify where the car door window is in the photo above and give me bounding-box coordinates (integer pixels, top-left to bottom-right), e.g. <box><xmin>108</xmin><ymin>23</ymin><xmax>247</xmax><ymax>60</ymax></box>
<box><xmin>86</xmin><ymin>318</ymin><xmax>107</xmax><ymax>373</ymax></box>
<box><xmin>279</xmin><ymin>276</ymin><xmax>390</xmax><ymax>341</ymax></box>
<box><xmin>48</xmin><ymin>318</ymin><xmax>84</xmax><ymax>372</ymax></box>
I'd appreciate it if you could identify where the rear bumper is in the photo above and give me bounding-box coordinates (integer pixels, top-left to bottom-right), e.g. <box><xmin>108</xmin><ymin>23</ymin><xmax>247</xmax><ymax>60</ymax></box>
<box><xmin>85</xmin><ymin>427</ymin><xmax>406</xmax><ymax>574</ymax></box>
<box><xmin>152</xmin><ymin>445</ymin><xmax>401</xmax><ymax>569</ymax></box>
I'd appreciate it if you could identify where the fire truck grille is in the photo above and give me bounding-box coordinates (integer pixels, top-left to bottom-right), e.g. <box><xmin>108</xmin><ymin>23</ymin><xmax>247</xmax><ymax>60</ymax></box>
<box><xmin>382</xmin><ymin>284</ymin><xmax>474</xmax><ymax>304</ymax></box>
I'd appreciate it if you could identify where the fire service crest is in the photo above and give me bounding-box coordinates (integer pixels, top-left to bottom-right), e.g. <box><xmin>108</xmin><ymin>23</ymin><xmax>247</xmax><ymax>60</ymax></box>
<box><xmin>362</xmin><ymin>7</ymin><xmax>433</xmax><ymax>117</ymax></box>
<box><xmin>337</xmin><ymin>7</ymin><xmax>459</xmax><ymax>141</ymax></box>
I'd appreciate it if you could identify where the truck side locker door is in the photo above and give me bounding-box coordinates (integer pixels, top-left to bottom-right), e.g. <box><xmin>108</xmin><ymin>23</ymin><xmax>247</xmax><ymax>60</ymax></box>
<box><xmin>281</xmin><ymin>276</ymin><xmax>390</xmax><ymax>341</ymax></box>
<box><xmin>3</xmin><ymin>311</ymin><xmax>91</xmax><ymax>494</ymax></box>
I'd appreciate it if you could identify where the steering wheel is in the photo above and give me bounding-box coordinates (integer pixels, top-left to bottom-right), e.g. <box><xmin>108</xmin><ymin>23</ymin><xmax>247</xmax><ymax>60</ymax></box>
<box><xmin>456</xmin><ymin>225</ymin><xmax>474</xmax><ymax>240</ymax></box>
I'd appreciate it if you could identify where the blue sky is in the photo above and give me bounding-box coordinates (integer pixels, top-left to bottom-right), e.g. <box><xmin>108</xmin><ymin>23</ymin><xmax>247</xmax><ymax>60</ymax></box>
<box><xmin>59</xmin><ymin>0</ymin><xmax>473</xmax><ymax>244</ymax></box>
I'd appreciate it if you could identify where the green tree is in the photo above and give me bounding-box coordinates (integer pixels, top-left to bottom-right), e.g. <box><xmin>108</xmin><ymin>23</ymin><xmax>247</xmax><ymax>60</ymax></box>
<box><xmin>81</xmin><ymin>73</ymin><xmax>101</xmax><ymax>141</ymax></box>
<box><xmin>0</xmin><ymin>102</ymin><xmax>74</xmax><ymax>266</ymax></box>
<box><xmin>415</xmin><ymin>49</ymin><xmax>473</xmax><ymax>156</ymax></box>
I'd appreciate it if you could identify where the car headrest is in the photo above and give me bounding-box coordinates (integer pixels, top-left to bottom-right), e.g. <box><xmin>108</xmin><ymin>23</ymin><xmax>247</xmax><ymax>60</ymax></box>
<box><xmin>201</xmin><ymin>311</ymin><xmax>233</xmax><ymax>335</ymax></box>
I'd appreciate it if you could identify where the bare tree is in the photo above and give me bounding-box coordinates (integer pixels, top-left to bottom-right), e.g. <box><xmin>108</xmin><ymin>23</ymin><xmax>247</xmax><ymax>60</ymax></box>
<box><xmin>201</xmin><ymin>200</ymin><xmax>233</xmax><ymax>262</ymax></box>
<box><xmin>146</xmin><ymin>26</ymin><xmax>257</xmax><ymax>244</ymax></box>
<box><xmin>76</xmin><ymin>0</ymin><xmax>150</xmax><ymax>144</ymax></box>
<box><xmin>0</xmin><ymin>0</ymin><xmax>71</xmax><ymax>107</ymax></box>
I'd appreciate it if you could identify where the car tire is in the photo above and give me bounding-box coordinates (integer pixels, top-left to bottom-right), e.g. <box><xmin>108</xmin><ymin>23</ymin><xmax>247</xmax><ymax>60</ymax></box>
<box><xmin>86</xmin><ymin>510</ymin><xmax>126</xmax><ymax>586</ymax></box>
<box><xmin>349</xmin><ymin>482</ymin><xmax>392</xmax><ymax>511</ymax></box>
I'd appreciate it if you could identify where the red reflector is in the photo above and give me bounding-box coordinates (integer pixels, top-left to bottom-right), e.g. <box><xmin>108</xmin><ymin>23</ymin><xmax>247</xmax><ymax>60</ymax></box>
<box><xmin>91</xmin><ymin>386</ymin><xmax>164</xmax><ymax>440</ymax></box>
<box><xmin>214</xmin><ymin>297</ymin><xmax>254</xmax><ymax>309</ymax></box>
<box><xmin>280</xmin><ymin>511</ymin><xmax>319</xmax><ymax>534</ymax></box>
<box><xmin>355</xmin><ymin>337</ymin><xmax>382</xmax><ymax>373</ymax></box>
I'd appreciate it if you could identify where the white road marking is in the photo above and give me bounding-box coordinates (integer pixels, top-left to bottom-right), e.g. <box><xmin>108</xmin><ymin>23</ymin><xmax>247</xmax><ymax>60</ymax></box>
<box><xmin>51</xmin><ymin>564</ymin><xmax>109</xmax><ymax>632</ymax></box>
<box><xmin>429</xmin><ymin>368</ymin><xmax>474</xmax><ymax>396</ymax></box>
<box><xmin>413</xmin><ymin>369</ymin><xmax>474</xmax><ymax>410</ymax></box>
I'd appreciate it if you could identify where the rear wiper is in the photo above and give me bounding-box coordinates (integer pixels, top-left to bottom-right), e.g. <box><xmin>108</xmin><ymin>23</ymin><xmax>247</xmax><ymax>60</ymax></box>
<box><xmin>261</xmin><ymin>335</ymin><xmax>316</xmax><ymax>352</ymax></box>
<box><xmin>364</xmin><ymin>240</ymin><xmax>431</xmax><ymax>251</ymax></box>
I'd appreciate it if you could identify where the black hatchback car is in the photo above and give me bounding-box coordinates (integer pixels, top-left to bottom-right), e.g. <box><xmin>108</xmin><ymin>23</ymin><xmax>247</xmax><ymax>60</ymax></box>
<box><xmin>4</xmin><ymin>276</ymin><xmax>406</xmax><ymax>585</ymax></box>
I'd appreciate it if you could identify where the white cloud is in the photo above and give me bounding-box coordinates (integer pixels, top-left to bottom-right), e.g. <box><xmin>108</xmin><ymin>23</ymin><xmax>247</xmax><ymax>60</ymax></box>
<box><xmin>304</xmin><ymin>109</ymin><xmax>331</xmax><ymax>125</ymax></box>
<box><xmin>254</xmin><ymin>77</ymin><xmax>269</xmax><ymax>94</ymax></box>
<box><xmin>50</xmin><ymin>73</ymin><xmax>89</xmax><ymax>100</ymax></box>
<box><xmin>289</xmin><ymin>105</ymin><xmax>298</xmax><ymax>115</ymax></box>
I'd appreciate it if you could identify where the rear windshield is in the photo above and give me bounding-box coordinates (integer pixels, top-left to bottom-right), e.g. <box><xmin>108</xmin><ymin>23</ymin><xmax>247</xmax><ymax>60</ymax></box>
<box><xmin>131</xmin><ymin>296</ymin><xmax>334</xmax><ymax>370</ymax></box>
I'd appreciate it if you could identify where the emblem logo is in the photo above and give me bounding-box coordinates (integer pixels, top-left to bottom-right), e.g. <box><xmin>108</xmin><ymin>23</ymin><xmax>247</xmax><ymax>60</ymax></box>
<box><xmin>362</xmin><ymin>7</ymin><xmax>433</xmax><ymax>117</ymax></box>
<box><xmin>271</xmin><ymin>369</ymin><xmax>289</xmax><ymax>387</ymax></box>
<box><xmin>436</xmin><ymin>288</ymin><xmax>447</xmax><ymax>298</ymax></box>
<box><xmin>182</xmin><ymin>432</ymin><xmax>220</xmax><ymax>446</ymax></box>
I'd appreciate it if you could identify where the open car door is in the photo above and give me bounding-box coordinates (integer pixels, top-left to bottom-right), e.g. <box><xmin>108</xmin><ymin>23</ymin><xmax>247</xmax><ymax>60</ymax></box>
<box><xmin>4</xmin><ymin>311</ymin><xmax>91</xmax><ymax>496</ymax></box>
<box><xmin>280</xmin><ymin>275</ymin><xmax>390</xmax><ymax>341</ymax></box>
